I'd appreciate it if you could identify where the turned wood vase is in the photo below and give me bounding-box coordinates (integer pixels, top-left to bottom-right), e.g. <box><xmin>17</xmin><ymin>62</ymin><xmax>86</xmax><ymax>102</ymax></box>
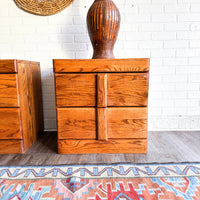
<box><xmin>87</xmin><ymin>0</ymin><xmax>121</xmax><ymax>59</ymax></box>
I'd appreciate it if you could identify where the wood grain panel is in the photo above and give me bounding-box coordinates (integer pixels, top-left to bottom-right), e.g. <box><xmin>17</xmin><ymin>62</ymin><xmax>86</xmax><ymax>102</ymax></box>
<box><xmin>17</xmin><ymin>60</ymin><xmax>44</xmax><ymax>151</ymax></box>
<box><xmin>97</xmin><ymin>108</ymin><xmax>107</xmax><ymax>141</ymax></box>
<box><xmin>58</xmin><ymin>139</ymin><xmax>147</xmax><ymax>154</ymax></box>
<box><xmin>55</xmin><ymin>74</ymin><xmax>96</xmax><ymax>107</ymax></box>
<box><xmin>0</xmin><ymin>140</ymin><xmax>24</xmax><ymax>154</ymax></box>
<box><xmin>107</xmin><ymin>108</ymin><xmax>147</xmax><ymax>139</ymax></box>
<box><xmin>53</xmin><ymin>59</ymin><xmax>149</xmax><ymax>73</ymax></box>
<box><xmin>107</xmin><ymin>73</ymin><xmax>149</xmax><ymax>106</ymax></box>
<box><xmin>97</xmin><ymin>74</ymin><xmax>107</xmax><ymax>108</ymax></box>
<box><xmin>0</xmin><ymin>74</ymin><xmax>19</xmax><ymax>107</ymax></box>
<box><xmin>0</xmin><ymin>60</ymin><xmax>17</xmax><ymax>73</ymax></box>
<box><xmin>0</xmin><ymin>108</ymin><xmax>22</xmax><ymax>139</ymax></box>
<box><xmin>57</xmin><ymin>108</ymin><xmax>96</xmax><ymax>139</ymax></box>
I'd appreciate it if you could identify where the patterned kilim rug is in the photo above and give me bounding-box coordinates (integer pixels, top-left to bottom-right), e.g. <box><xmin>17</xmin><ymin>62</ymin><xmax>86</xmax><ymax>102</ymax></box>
<box><xmin>0</xmin><ymin>163</ymin><xmax>200</xmax><ymax>199</ymax></box>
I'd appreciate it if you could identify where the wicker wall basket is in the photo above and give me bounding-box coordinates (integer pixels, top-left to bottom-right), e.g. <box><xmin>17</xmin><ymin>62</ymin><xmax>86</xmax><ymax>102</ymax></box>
<box><xmin>14</xmin><ymin>0</ymin><xmax>74</xmax><ymax>16</ymax></box>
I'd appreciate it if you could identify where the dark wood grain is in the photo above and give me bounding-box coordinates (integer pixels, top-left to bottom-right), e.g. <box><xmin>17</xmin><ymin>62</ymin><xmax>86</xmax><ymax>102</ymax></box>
<box><xmin>97</xmin><ymin>74</ymin><xmax>107</xmax><ymax>108</ymax></box>
<box><xmin>97</xmin><ymin>108</ymin><xmax>107</xmax><ymax>141</ymax></box>
<box><xmin>0</xmin><ymin>60</ymin><xmax>17</xmax><ymax>73</ymax></box>
<box><xmin>0</xmin><ymin>74</ymin><xmax>19</xmax><ymax>107</ymax></box>
<box><xmin>107</xmin><ymin>108</ymin><xmax>148</xmax><ymax>139</ymax></box>
<box><xmin>58</xmin><ymin>139</ymin><xmax>147</xmax><ymax>154</ymax></box>
<box><xmin>0</xmin><ymin>140</ymin><xmax>24</xmax><ymax>154</ymax></box>
<box><xmin>0</xmin><ymin>108</ymin><xmax>22</xmax><ymax>139</ymax></box>
<box><xmin>107</xmin><ymin>73</ymin><xmax>149</xmax><ymax>106</ymax></box>
<box><xmin>57</xmin><ymin>108</ymin><xmax>96</xmax><ymax>140</ymax></box>
<box><xmin>17</xmin><ymin>60</ymin><xmax>44</xmax><ymax>152</ymax></box>
<box><xmin>55</xmin><ymin>74</ymin><xmax>96</xmax><ymax>107</ymax></box>
<box><xmin>53</xmin><ymin>59</ymin><xmax>150</xmax><ymax>73</ymax></box>
<box><xmin>87</xmin><ymin>0</ymin><xmax>121</xmax><ymax>59</ymax></box>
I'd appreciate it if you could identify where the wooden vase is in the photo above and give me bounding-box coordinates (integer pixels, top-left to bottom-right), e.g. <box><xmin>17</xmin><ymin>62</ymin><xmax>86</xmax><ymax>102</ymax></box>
<box><xmin>87</xmin><ymin>0</ymin><xmax>121</xmax><ymax>59</ymax></box>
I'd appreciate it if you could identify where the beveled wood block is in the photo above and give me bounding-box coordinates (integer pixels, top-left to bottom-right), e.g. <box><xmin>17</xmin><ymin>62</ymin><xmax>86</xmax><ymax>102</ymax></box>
<box><xmin>57</xmin><ymin>108</ymin><xmax>96</xmax><ymax>139</ymax></box>
<box><xmin>0</xmin><ymin>108</ymin><xmax>22</xmax><ymax>139</ymax></box>
<box><xmin>0</xmin><ymin>74</ymin><xmax>19</xmax><ymax>107</ymax></box>
<box><xmin>58</xmin><ymin>139</ymin><xmax>147</xmax><ymax>154</ymax></box>
<box><xmin>97</xmin><ymin>108</ymin><xmax>107</xmax><ymax>141</ymax></box>
<box><xmin>0</xmin><ymin>60</ymin><xmax>17</xmax><ymax>73</ymax></box>
<box><xmin>55</xmin><ymin>74</ymin><xmax>96</xmax><ymax>107</ymax></box>
<box><xmin>54</xmin><ymin>59</ymin><xmax>149</xmax><ymax>73</ymax></box>
<box><xmin>107</xmin><ymin>73</ymin><xmax>149</xmax><ymax>106</ymax></box>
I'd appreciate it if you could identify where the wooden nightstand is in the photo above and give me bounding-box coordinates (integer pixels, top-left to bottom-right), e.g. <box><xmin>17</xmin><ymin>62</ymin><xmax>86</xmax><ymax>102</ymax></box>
<box><xmin>0</xmin><ymin>60</ymin><xmax>43</xmax><ymax>154</ymax></box>
<box><xmin>54</xmin><ymin>59</ymin><xmax>149</xmax><ymax>154</ymax></box>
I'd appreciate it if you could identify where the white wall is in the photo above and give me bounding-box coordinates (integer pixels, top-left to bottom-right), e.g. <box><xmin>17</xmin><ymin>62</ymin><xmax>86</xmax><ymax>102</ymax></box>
<box><xmin>0</xmin><ymin>0</ymin><xmax>200</xmax><ymax>131</ymax></box>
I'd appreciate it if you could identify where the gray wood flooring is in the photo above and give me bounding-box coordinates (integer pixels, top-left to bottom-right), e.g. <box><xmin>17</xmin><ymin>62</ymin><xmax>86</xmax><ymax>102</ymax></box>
<box><xmin>0</xmin><ymin>131</ymin><xmax>199</xmax><ymax>166</ymax></box>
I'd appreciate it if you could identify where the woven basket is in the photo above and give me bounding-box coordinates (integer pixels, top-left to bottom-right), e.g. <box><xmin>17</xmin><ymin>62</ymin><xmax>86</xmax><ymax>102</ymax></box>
<box><xmin>14</xmin><ymin>0</ymin><xmax>74</xmax><ymax>16</ymax></box>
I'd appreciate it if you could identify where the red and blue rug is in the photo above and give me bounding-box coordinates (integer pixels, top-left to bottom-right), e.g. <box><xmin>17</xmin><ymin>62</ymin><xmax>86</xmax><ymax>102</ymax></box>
<box><xmin>0</xmin><ymin>163</ymin><xmax>200</xmax><ymax>199</ymax></box>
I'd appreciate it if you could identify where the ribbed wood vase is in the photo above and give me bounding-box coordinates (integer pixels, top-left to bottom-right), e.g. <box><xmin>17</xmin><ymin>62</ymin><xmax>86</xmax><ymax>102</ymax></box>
<box><xmin>87</xmin><ymin>0</ymin><xmax>121</xmax><ymax>59</ymax></box>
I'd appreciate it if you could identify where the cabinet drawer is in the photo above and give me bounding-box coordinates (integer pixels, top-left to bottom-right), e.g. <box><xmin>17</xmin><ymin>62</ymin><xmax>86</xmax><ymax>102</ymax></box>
<box><xmin>0</xmin><ymin>108</ymin><xmax>22</xmax><ymax>139</ymax></box>
<box><xmin>57</xmin><ymin>108</ymin><xmax>96</xmax><ymax>139</ymax></box>
<box><xmin>107</xmin><ymin>107</ymin><xmax>147</xmax><ymax>139</ymax></box>
<box><xmin>0</xmin><ymin>74</ymin><xmax>19</xmax><ymax>107</ymax></box>
<box><xmin>55</xmin><ymin>74</ymin><xmax>96</xmax><ymax>107</ymax></box>
<box><xmin>107</xmin><ymin>73</ymin><xmax>148</xmax><ymax>106</ymax></box>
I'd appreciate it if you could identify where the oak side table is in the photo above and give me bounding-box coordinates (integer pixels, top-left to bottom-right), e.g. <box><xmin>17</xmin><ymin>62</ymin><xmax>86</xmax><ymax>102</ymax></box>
<box><xmin>0</xmin><ymin>60</ymin><xmax>43</xmax><ymax>154</ymax></box>
<box><xmin>54</xmin><ymin>59</ymin><xmax>149</xmax><ymax>154</ymax></box>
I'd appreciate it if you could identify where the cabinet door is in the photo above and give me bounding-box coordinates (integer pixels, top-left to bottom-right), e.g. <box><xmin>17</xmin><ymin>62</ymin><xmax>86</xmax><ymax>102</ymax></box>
<box><xmin>55</xmin><ymin>74</ymin><xmax>96</xmax><ymax>107</ymax></box>
<box><xmin>107</xmin><ymin>73</ymin><xmax>149</xmax><ymax>106</ymax></box>
<box><xmin>57</xmin><ymin>108</ymin><xmax>96</xmax><ymax>139</ymax></box>
<box><xmin>0</xmin><ymin>108</ymin><xmax>22</xmax><ymax>139</ymax></box>
<box><xmin>0</xmin><ymin>74</ymin><xmax>19</xmax><ymax>107</ymax></box>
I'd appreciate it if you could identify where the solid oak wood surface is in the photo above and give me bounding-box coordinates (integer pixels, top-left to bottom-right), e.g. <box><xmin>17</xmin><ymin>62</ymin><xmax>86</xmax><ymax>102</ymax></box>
<box><xmin>97</xmin><ymin>74</ymin><xmax>107</xmax><ymax>108</ymax></box>
<box><xmin>0</xmin><ymin>140</ymin><xmax>24</xmax><ymax>154</ymax></box>
<box><xmin>0</xmin><ymin>60</ymin><xmax>17</xmax><ymax>73</ymax></box>
<box><xmin>53</xmin><ymin>59</ymin><xmax>150</xmax><ymax>73</ymax></box>
<box><xmin>0</xmin><ymin>74</ymin><xmax>19</xmax><ymax>107</ymax></box>
<box><xmin>97</xmin><ymin>108</ymin><xmax>107</xmax><ymax>141</ymax></box>
<box><xmin>57</xmin><ymin>108</ymin><xmax>96</xmax><ymax>139</ymax></box>
<box><xmin>107</xmin><ymin>73</ymin><xmax>149</xmax><ymax>106</ymax></box>
<box><xmin>58</xmin><ymin>139</ymin><xmax>147</xmax><ymax>154</ymax></box>
<box><xmin>54</xmin><ymin>59</ymin><xmax>149</xmax><ymax>154</ymax></box>
<box><xmin>55</xmin><ymin>74</ymin><xmax>96</xmax><ymax>107</ymax></box>
<box><xmin>17</xmin><ymin>60</ymin><xmax>44</xmax><ymax>151</ymax></box>
<box><xmin>0</xmin><ymin>108</ymin><xmax>22</xmax><ymax>139</ymax></box>
<box><xmin>107</xmin><ymin>108</ymin><xmax>148</xmax><ymax>139</ymax></box>
<box><xmin>0</xmin><ymin>60</ymin><xmax>43</xmax><ymax>154</ymax></box>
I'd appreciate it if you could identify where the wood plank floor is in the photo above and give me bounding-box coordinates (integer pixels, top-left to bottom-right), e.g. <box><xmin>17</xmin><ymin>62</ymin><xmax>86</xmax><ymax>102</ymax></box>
<box><xmin>0</xmin><ymin>131</ymin><xmax>199</xmax><ymax>166</ymax></box>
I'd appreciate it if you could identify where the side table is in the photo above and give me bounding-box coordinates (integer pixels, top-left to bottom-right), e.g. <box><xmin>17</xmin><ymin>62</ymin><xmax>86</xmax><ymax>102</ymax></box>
<box><xmin>0</xmin><ymin>60</ymin><xmax>43</xmax><ymax>153</ymax></box>
<box><xmin>54</xmin><ymin>59</ymin><xmax>149</xmax><ymax>154</ymax></box>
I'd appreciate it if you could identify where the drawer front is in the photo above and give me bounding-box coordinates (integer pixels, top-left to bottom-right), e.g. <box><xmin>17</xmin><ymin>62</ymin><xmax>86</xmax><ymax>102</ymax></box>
<box><xmin>58</xmin><ymin>139</ymin><xmax>147</xmax><ymax>154</ymax></box>
<box><xmin>0</xmin><ymin>140</ymin><xmax>24</xmax><ymax>154</ymax></box>
<box><xmin>107</xmin><ymin>73</ymin><xmax>149</xmax><ymax>106</ymax></box>
<box><xmin>55</xmin><ymin>74</ymin><xmax>96</xmax><ymax>107</ymax></box>
<box><xmin>0</xmin><ymin>60</ymin><xmax>17</xmax><ymax>73</ymax></box>
<box><xmin>0</xmin><ymin>74</ymin><xmax>19</xmax><ymax>107</ymax></box>
<box><xmin>57</xmin><ymin>108</ymin><xmax>96</xmax><ymax>139</ymax></box>
<box><xmin>0</xmin><ymin>108</ymin><xmax>22</xmax><ymax>139</ymax></box>
<box><xmin>107</xmin><ymin>107</ymin><xmax>147</xmax><ymax>139</ymax></box>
